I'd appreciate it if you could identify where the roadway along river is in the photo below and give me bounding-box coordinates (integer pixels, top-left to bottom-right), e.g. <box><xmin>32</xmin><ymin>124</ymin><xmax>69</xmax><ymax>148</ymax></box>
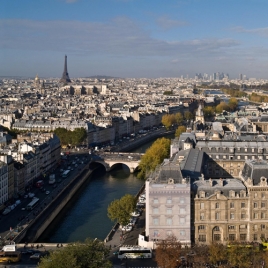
<box><xmin>38</xmin><ymin>133</ymin><xmax>174</xmax><ymax>243</ymax></box>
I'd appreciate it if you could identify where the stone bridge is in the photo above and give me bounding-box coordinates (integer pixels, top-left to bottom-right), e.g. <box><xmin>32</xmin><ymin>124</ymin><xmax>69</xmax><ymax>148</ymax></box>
<box><xmin>91</xmin><ymin>152</ymin><xmax>143</xmax><ymax>173</ymax></box>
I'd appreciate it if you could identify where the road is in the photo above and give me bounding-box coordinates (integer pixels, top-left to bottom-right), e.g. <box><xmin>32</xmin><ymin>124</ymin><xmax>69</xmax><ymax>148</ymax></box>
<box><xmin>0</xmin><ymin>153</ymin><xmax>91</xmax><ymax>246</ymax></box>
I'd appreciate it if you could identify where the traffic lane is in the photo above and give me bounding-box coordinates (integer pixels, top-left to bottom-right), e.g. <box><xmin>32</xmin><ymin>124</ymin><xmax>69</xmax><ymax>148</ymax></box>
<box><xmin>0</xmin><ymin>155</ymin><xmax>91</xmax><ymax>240</ymax></box>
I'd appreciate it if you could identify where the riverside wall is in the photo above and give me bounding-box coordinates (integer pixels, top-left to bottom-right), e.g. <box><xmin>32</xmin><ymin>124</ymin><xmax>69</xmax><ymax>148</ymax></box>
<box><xmin>15</xmin><ymin>165</ymin><xmax>94</xmax><ymax>243</ymax></box>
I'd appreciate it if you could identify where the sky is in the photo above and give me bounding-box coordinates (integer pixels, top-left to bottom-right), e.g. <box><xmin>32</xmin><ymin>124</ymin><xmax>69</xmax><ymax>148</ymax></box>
<box><xmin>1</xmin><ymin>0</ymin><xmax>268</xmax><ymax>79</ymax></box>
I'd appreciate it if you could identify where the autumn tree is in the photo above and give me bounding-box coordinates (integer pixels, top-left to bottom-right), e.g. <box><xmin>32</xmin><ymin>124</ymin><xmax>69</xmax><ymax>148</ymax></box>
<box><xmin>184</xmin><ymin>111</ymin><xmax>194</xmax><ymax>121</ymax></box>
<box><xmin>137</xmin><ymin>137</ymin><xmax>170</xmax><ymax>179</ymax></box>
<box><xmin>38</xmin><ymin>238</ymin><xmax>112</xmax><ymax>268</ymax></box>
<box><xmin>227</xmin><ymin>242</ymin><xmax>256</xmax><ymax>268</ymax></box>
<box><xmin>161</xmin><ymin>114</ymin><xmax>175</xmax><ymax>130</ymax></box>
<box><xmin>215</xmin><ymin>102</ymin><xmax>230</xmax><ymax>114</ymax></box>
<box><xmin>174</xmin><ymin>112</ymin><xmax>184</xmax><ymax>125</ymax></box>
<box><xmin>203</xmin><ymin>106</ymin><xmax>215</xmax><ymax>119</ymax></box>
<box><xmin>228</xmin><ymin>97</ymin><xmax>238</xmax><ymax>111</ymax></box>
<box><xmin>155</xmin><ymin>236</ymin><xmax>182</xmax><ymax>268</ymax></box>
<box><xmin>208</xmin><ymin>242</ymin><xmax>227</xmax><ymax>266</ymax></box>
<box><xmin>107</xmin><ymin>194</ymin><xmax>136</xmax><ymax>226</ymax></box>
<box><xmin>175</xmin><ymin>126</ymin><xmax>186</xmax><ymax>138</ymax></box>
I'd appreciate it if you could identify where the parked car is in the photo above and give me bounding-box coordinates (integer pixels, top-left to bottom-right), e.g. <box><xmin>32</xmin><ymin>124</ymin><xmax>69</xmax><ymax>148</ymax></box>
<box><xmin>30</xmin><ymin>253</ymin><xmax>41</xmax><ymax>259</ymax></box>
<box><xmin>2</xmin><ymin>208</ymin><xmax>11</xmax><ymax>215</ymax></box>
<box><xmin>15</xmin><ymin>200</ymin><xmax>21</xmax><ymax>205</ymax></box>
<box><xmin>28</xmin><ymin>193</ymin><xmax>35</xmax><ymax>198</ymax></box>
<box><xmin>45</xmin><ymin>191</ymin><xmax>50</xmax><ymax>195</ymax></box>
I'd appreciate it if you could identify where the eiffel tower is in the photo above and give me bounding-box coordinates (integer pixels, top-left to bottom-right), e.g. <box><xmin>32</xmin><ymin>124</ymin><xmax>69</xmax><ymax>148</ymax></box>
<box><xmin>60</xmin><ymin>55</ymin><xmax>71</xmax><ymax>84</ymax></box>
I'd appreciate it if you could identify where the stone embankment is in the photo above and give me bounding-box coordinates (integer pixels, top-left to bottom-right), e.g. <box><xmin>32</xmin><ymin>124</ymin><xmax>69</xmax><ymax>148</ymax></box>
<box><xmin>15</xmin><ymin>164</ymin><xmax>94</xmax><ymax>243</ymax></box>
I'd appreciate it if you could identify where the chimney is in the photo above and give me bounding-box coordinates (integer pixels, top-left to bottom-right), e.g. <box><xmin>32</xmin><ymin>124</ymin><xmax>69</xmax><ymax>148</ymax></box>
<box><xmin>209</xmin><ymin>178</ymin><xmax>213</xmax><ymax>187</ymax></box>
<box><xmin>219</xmin><ymin>178</ymin><xmax>223</xmax><ymax>186</ymax></box>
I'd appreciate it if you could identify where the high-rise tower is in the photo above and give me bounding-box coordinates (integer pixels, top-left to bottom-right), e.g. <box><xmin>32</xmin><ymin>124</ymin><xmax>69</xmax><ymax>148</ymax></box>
<box><xmin>60</xmin><ymin>55</ymin><xmax>71</xmax><ymax>84</ymax></box>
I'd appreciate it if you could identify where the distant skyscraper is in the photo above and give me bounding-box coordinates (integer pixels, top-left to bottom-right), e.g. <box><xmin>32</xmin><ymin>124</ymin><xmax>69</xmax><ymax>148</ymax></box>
<box><xmin>239</xmin><ymin>73</ymin><xmax>243</xmax><ymax>80</ymax></box>
<box><xmin>60</xmin><ymin>55</ymin><xmax>71</xmax><ymax>84</ymax></box>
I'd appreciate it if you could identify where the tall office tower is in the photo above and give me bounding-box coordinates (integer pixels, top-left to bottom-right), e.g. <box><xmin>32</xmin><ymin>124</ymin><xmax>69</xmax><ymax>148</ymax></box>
<box><xmin>60</xmin><ymin>55</ymin><xmax>71</xmax><ymax>84</ymax></box>
<box><xmin>239</xmin><ymin>74</ymin><xmax>243</xmax><ymax>80</ymax></box>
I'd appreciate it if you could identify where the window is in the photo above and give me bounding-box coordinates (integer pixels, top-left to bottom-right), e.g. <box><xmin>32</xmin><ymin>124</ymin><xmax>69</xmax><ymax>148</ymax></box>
<box><xmin>261</xmin><ymin>212</ymin><xmax>266</xmax><ymax>219</ymax></box>
<box><xmin>215</xmin><ymin>212</ymin><xmax>220</xmax><ymax>220</ymax></box>
<box><xmin>254</xmin><ymin>193</ymin><xmax>258</xmax><ymax>198</ymax></box>
<box><xmin>237</xmin><ymin>155</ymin><xmax>240</xmax><ymax>160</ymax></box>
<box><xmin>166</xmin><ymin>218</ymin><xmax>172</xmax><ymax>226</ymax></box>
<box><xmin>153</xmin><ymin>218</ymin><xmax>159</xmax><ymax>225</ymax></box>
<box><xmin>200</xmin><ymin>202</ymin><xmax>204</xmax><ymax>209</ymax></box>
<box><xmin>180</xmin><ymin>198</ymin><xmax>185</xmax><ymax>204</ymax></box>
<box><xmin>254</xmin><ymin>213</ymin><xmax>258</xmax><ymax>219</ymax></box>
<box><xmin>240</xmin><ymin>234</ymin><xmax>247</xmax><ymax>241</ymax></box>
<box><xmin>253</xmin><ymin>234</ymin><xmax>258</xmax><ymax>241</ymax></box>
<box><xmin>214</xmin><ymin>234</ymin><xmax>221</xmax><ymax>241</ymax></box>
<box><xmin>153</xmin><ymin>230</ymin><xmax>159</xmax><ymax>238</ymax></box>
<box><xmin>215</xmin><ymin>203</ymin><xmax>220</xmax><ymax>209</ymax></box>
<box><xmin>200</xmin><ymin>191</ymin><xmax>205</xmax><ymax>198</ymax></box>
<box><xmin>153</xmin><ymin>207</ymin><xmax>159</xmax><ymax>214</ymax></box>
<box><xmin>241</xmin><ymin>213</ymin><xmax>246</xmax><ymax>219</ymax></box>
<box><xmin>245</xmin><ymin>156</ymin><xmax>248</xmax><ymax>159</ymax></box>
<box><xmin>198</xmin><ymin>225</ymin><xmax>206</xmax><ymax>230</ymax></box>
<box><xmin>229</xmin><ymin>225</ymin><xmax>235</xmax><ymax>230</ymax></box>
<box><xmin>180</xmin><ymin>230</ymin><xmax>186</xmax><ymax>236</ymax></box>
<box><xmin>166</xmin><ymin>208</ymin><xmax>172</xmax><ymax>214</ymax></box>
<box><xmin>166</xmin><ymin>230</ymin><xmax>172</xmax><ymax>237</ymax></box>
<box><xmin>179</xmin><ymin>217</ymin><xmax>186</xmax><ymax>224</ymax></box>
<box><xmin>254</xmin><ymin>202</ymin><xmax>258</xmax><ymax>208</ymax></box>
<box><xmin>241</xmin><ymin>202</ymin><xmax>245</xmax><ymax>208</ymax></box>
<box><xmin>261</xmin><ymin>224</ymin><xmax>266</xmax><ymax>230</ymax></box>
<box><xmin>230</xmin><ymin>213</ymin><xmax>235</xmax><ymax>220</ymax></box>
<box><xmin>261</xmin><ymin>202</ymin><xmax>266</xmax><ymax>208</ymax></box>
<box><xmin>180</xmin><ymin>208</ymin><xmax>186</xmax><ymax>214</ymax></box>
<box><xmin>229</xmin><ymin>234</ymin><xmax>236</xmax><ymax>241</ymax></box>
<box><xmin>230</xmin><ymin>202</ymin><xmax>234</xmax><ymax>209</ymax></box>
<box><xmin>254</xmin><ymin>225</ymin><xmax>258</xmax><ymax>231</ymax></box>
<box><xmin>153</xmin><ymin>198</ymin><xmax>159</xmax><ymax>204</ymax></box>
<box><xmin>200</xmin><ymin>213</ymin><xmax>205</xmax><ymax>220</ymax></box>
<box><xmin>166</xmin><ymin>198</ymin><xmax>172</xmax><ymax>204</ymax></box>
<box><xmin>214</xmin><ymin>226</ymin><xmax>220</xmax><ymax>231</ymax></box>
<box><xmin>199</xmin><ymin>235</ymin><xmax>206</xmax><ymax>242</ymax></box>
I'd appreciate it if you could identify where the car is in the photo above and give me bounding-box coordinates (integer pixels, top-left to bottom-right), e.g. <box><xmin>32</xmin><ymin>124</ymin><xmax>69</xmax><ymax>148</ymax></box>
<box><xmin>2</xmin><ymin>208</ymin><xmax>11</xmax><ymax>215</ymax></box>
<box><xmin>24</xmin><ymin>194</ymin><xmax>28</xmax><ymax>198</ymax></box>
<box><xmin>30</xmin><ymin>253</ymin><xmax>41</xmax><ymax>259</ymax></box>
<box><xmin>28</xmin><ymin>193</ymin><xmax>35</xmax><ymax>198</ymax></box>
<box><xmin>45</xmin><ymin>191</ymin><xmax>50</xmax><ymax>195</ymax></box>
<box><xmin>15</xmin><ymin>200</ymin><xmax>21</xmax><ymax>205</ymax></box>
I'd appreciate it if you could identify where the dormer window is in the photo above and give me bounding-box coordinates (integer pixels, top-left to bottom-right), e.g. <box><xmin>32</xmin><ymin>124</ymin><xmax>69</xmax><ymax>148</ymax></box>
<box><xmin>229</xmin><ymin>190</ymin><xmax>235</xmax><ymax>198</ymax></box>
<box><xmin>200</xmin><ymin>191</ymin><xmax>205</xmax><ymax>198</ymax></box>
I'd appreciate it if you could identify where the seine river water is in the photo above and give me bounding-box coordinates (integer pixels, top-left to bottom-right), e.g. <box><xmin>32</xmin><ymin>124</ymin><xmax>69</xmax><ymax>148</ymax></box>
<box><xmin>38</xmin><ymin>134</ymin><xmax>174</xmax><ymax>243</ymax></box>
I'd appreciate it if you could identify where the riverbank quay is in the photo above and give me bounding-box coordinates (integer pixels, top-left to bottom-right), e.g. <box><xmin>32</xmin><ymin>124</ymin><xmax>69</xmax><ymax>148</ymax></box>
<box><xmin>15</xmin><ymin>165</ymin><xmax>94</xmax><ymax>243</ymax></box>
<box><xmin>0</xmin><ymin>155</ymin><xmax>93</xmax><ymax>244</ymax></box>
<box><xmin>114</xmin><ymin>129</ymin><xmax>175</xmax><ymax>152</ymax></box>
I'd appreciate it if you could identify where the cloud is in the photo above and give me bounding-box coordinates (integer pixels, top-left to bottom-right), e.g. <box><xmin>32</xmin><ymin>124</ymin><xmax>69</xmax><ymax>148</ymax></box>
<box><xmin>232</xmin><ymin>26</ymin><xmax>268</xmax><ymax>37</ymax></box>
<box><xmin>156</xmin><ymin>16</ymin><xmax>187</xmax><ymax>30</ymax></box>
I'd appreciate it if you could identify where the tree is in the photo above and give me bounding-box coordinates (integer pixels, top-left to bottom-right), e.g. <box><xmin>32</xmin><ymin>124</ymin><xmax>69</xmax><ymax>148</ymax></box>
<box><xmin>203</xmin><ymin>106</ymin><xmax>215</xmax><ymax>119</ymax></box>
<box><xmin>137</xmin><ymin>137</ymin><xmax>170</xmax><ymax>180</ymax></box>
<box><xmin>161</xmin><ymin>114</ymin><xmax>175</xmax><ymax>130</ymax></box>
<box><xmin>174</xmin><ymin>112</ymin><xmax>183</xmax><ymax>125</ymax></box>
<box><xmin>208</xmin><ymin>243</ymin><xmax>227</xmax><ymax>266</ymax></box>
<box><xmin>107</xmin><ymin>194</ymin><xmax>136</xmax><ymax>226</ymax></box>
<box><xmin>227</xmin><ymin>242</ymin><xmax>256</xmax><ymax>268</ymax></box>
<box><xmin>175</xmin><ymin>126</ymin><xmax>186</xmax><ymax>138</ymax></box>
<box><xmin>184</xmin><ymin>111</ymin><xmax>194</xmax><ymax>121</ymax></box>
<box><xmin>38</xmin><ymin>238</ymin><xmax>112</xmax><ymax>268</ymax></box>
<box><xmin>54</xmin><ymin>127</ymin><xmax>87</xmax><ymax>147</ymax></box>
<box><xmin>215</xmin><ymin>102</ymin><xmax>230</xmax><ymax>114</ymax></box>
<box><xmin>155</xmin><ymin>236</ymin><xmax>182</xmax><ymax>268</ymax></box>
<box><xmin>228</xmin><ymin>97</ymin><xmax>238</xmax><ymax>111</ymax></box>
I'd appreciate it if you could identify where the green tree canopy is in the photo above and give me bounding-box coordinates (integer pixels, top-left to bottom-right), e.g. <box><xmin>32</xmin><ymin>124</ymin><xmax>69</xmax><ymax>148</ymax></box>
<box><xmin>38</xmin><ymin>238</ymin><xmax>112</xmax><ymax>268</ymax></box>
<box><xmin>215</xmin><ymin>102</ymin><xmax>230</xmax><ymax>114</ymax></box>
<box><xmin>54</xmin><ymin>127</ymin><xmax>87</xmax><ymax>147</ymax></box>
<box><xmin>175</xmin><ymin>126</ymin><xmax>186</xmax><ymax>138</ymax></box>
<box><xmin>137</xmin><ymin>137</ymin><xmax>170</xmax><ymax>179</ymax></box>
<box><xmin>107</xmin><ymin>194</ymin><xmax>136</xmax><ymax>226</ymax></box>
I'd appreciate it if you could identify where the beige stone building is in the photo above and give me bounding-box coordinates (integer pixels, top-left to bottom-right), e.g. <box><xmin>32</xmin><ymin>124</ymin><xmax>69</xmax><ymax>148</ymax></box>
<box><xmin>193</xmin><ymin>160</ymin><xmax>268</xmax><ymax>245</ymax></box>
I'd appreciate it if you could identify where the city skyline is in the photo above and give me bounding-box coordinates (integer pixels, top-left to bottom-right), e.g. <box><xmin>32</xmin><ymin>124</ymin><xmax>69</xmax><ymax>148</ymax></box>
<box><xmin>2</xmin><ymin>0</ymin><xmax>268</xmax><ymax>79</ymax></box>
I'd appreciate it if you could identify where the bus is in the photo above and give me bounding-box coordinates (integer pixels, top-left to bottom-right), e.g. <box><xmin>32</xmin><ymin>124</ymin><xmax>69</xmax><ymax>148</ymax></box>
<box><xmin>117</xmin><ymin>246</ymin><xmax>152</xmax><ymax>259</ymax></box>
<box><xmin>26</xmin><ymin>197</ymin><xmax>40</xmax><ymax>211</ymax></box>
<box><xmin>62</xmin><ymin>170</ymin><xmax>71</xmax><ymax>178</ymax></box>
<box><xmin>0</xmin><ymin>251</ymin><xmax>21</xmax><ymax>263</ymax></box>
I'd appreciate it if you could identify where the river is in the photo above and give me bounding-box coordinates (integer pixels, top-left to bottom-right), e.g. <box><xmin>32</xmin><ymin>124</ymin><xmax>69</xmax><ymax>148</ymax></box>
<box><xmin>38</xmin><ymin>133</ymin><xmax>174</xmax><ymax>243</ymax></box>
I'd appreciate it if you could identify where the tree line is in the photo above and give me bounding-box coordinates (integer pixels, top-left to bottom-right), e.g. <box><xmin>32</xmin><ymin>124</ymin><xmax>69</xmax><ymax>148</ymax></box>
<box><xmin>54</xmin><ymin>127</ymin><xmax>87</xmax><ymax>147</ymax></box>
